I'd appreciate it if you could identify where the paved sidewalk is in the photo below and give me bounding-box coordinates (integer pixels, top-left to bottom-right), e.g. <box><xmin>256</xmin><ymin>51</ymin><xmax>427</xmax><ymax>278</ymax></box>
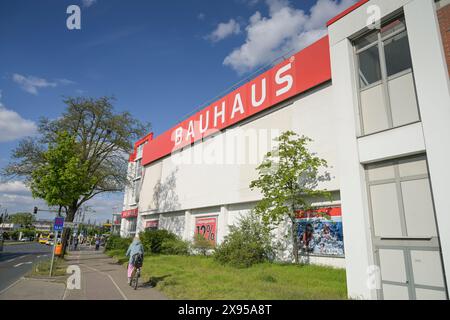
<box><xmin>0</xmin><ymin>278</ymin><xmax>66</xmax><ymax>300</ymax></box>
<box><xmin>0</xmin><ymin>248</ymin><xmax>168</xmax><ymax>300</ymax></box>
<box><xmin>63</xmin><ymin>248</ymin><xmax>168</xmax><ymax>300</ymax></box>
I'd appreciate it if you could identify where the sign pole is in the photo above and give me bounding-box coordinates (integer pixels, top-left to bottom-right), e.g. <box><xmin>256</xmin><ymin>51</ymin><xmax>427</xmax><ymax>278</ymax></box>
<box><xmin>49</xmin><ymin>215</ymin><xmax>64</xmax><ymax>277</ymax></box>
<box><xmin>49</xmin><ymin>230</ymin><xmax>57</xmax><ymax>277</ymax></box>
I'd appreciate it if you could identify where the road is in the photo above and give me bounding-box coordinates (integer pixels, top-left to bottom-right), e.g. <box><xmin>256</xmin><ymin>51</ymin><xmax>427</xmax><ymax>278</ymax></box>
<box><xmin>0</xmin><ymin>242</ymin><xmax>52</xmax><ymax>293</ymax></box>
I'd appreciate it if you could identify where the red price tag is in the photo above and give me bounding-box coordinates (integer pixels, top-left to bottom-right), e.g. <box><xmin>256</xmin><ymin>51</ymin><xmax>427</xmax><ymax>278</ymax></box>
<box><xmin>195</xmin><ymin>217</ymin><xmax>217</xmax><ymax>244</ymax></box>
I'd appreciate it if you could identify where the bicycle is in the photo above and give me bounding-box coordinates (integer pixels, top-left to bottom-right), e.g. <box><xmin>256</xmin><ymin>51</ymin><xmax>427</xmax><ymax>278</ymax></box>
<box><xmin>130</xmin><ymin>266</ymin><xmax>141</xmax><ymax>290</ymax></box>
<box><xmin>129</xmin><ymin>253</ymin><xmax>143</xmax><ymax>290</ymax></box>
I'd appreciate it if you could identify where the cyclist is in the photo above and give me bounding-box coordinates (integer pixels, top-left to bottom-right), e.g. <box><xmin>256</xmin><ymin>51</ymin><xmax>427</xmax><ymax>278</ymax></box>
<box><xmin>125</xmin><ymin>234</ymin><xmax>144</xmax><ymax>285</ymax></box>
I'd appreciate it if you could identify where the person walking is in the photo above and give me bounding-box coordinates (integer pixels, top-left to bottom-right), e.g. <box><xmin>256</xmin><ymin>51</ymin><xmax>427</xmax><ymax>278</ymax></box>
<box><xmin>95</xmin><ymin>237</ymin><xmax>100</xmax><ymax>251</ymax></box>
<box><xmin>74</xmin><ymin>236</ymin><xmax>79</xmax><ymax>251</ymax></box>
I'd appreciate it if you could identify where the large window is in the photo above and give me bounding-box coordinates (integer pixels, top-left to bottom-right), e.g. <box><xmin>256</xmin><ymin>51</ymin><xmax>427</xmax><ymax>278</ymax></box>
<box><xmin>366</xmin><ymin>155</ymin><xmax>437</xmax><ymax>239</ymax></box>
<box><xmin>135</xmin><ymin>159</ymin><xmax>142</xmax><ymax>179</ymax></box>
<box><xmin>355</xmin><ymin>16</ymin><xmax>420</xmax><ymax>135</ymax></box>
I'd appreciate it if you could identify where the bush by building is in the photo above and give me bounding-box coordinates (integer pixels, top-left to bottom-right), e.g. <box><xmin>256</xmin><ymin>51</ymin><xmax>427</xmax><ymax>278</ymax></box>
<box><xmin>139</xmin><ymin>229</ymin><xmax>177</xmax><ymax>254</ymax></box>
<box><xmin>105</xmin><ymin>235</ymin><xmax>132</xmax><ymax>251</ymax></box>
<box><xmin>161</xmin><ymin>238</ymin><xmax>191</xmax><ymax>256</ymax></box>
<box><xmin>192</xmin><ymin>233</ymin><xmax>214</xmax><ymax>256</ymax></box>
<box><xmin>214</xmin><ymin>212</ymin><xmax>274</xmax><ymax>268</ymax></box>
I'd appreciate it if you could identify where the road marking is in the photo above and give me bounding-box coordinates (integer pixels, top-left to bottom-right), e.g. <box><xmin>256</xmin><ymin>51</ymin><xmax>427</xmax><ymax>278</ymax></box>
<box><xmin>0</xmin><ymin>278</ymin><xmax>24</xmax><ymax>295</ymax></box>
<box><xmin>81</xmin><ymin>264</ymin><xmax>128</xmax><ymax>300</ymax></box>
<box><xmin>5</xmin><ymin>255</ymin><xmax>27</xmax><ymax>264</ymax></box>
<box><xmin>13</xmin><ymin>262</ymin><xmax>32</xmax><ymax>268</ymax></box>
<box><xmin>36</xmin><ymin>255</ymin><xmax>48</xmax><ymax>258</ymax></box>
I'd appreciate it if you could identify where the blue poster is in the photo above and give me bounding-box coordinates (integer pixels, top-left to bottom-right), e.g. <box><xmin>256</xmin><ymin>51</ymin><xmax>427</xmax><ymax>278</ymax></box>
<box><xmin>296</xmin><ymin>208</ymin><xmax>345</xmax><ymax>257</ymax></box>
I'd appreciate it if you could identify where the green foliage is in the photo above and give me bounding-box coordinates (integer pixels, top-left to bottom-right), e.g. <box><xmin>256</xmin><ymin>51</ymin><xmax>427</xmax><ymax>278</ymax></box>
<box><xmin>18</xmin><ymin>228</ymin><xmax>36</xmax><ymax>238</ymax></box>
<box><xmin>8</xmin><ymin>213</ymin><xmax>35</xmax><ymax>227</ymax></box>
<box><xmin>249</xmin><ymin>131</ymin><xmax>330</xmax><ymax>263</ymax></box>
<box><xmin>160</xmin><ymin>238</ymin><xmax>191</xmax><ymax>256</ymax></box>
<box><xmin>192</xmin><ymin>233</ymin><xmax>214</xmax><ymax>256</ymax></box>
<box><xmin>139</xmin><ymin>229</ymin><xmax>177</xmax><ymax>254</ymax></box>
<box><xmin>3</xmin><ymin>97</ymin><xmax>149</xmax><ymax>220</ymax></box>
<box><xmin>214</xmin><ymin>212</ymin><xmax>274</xmax><ymax>268</ymax></box>
<box><xmin>30</xmin><ymin>131</ymin><xmax>95</xmax><ymax>208</ymax></box>
<box><xmin>105</xmin><ymin>235</ymin><xmax>132</xmax><ymax>252</ymax></box>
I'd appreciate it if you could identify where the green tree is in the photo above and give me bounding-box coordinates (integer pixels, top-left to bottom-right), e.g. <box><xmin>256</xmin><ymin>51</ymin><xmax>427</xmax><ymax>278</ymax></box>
<box><xmin>9</xmin><ymin>212</ymin><xmax>35</xmax><ymax>227</ymax></box>
<box><xmin>250</xmin><ymin>131</ymin><xmax>330</xmax><ymax>264</ymax></box>
<box><xmin>30</xmin><ymin>131</ymin><xmax>95</xmax><ymax>213</ymax></box>
<box><xmin>3</xmin><ymin>96</ymin><xmax>149</xmax><ymax>254</ymax></box>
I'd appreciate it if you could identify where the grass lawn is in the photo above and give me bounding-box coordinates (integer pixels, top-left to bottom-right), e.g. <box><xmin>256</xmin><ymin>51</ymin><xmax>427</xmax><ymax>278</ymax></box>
<box><xmin>107</xmin><ymin>250</ymin><xmax>347</xmax><ymax>300</ymax></box>
<box><xmin>29</xmin><ymin>257</ymin><xmax>67</xmax><ymax>277</ymax></box>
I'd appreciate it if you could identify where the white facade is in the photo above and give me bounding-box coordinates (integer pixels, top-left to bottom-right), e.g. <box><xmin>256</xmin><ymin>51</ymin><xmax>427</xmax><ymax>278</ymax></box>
<box><xmin>122</xmin><ymin>0</ymin><xmax>450</xmax><ymax>300</ymax></box>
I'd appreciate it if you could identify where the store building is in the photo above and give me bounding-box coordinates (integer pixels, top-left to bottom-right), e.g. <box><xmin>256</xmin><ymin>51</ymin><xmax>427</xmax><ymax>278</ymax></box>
<box><xmin>121</xmin><ymin>0</ymin><xmax>450</xmax><ymax>300</ymax></box>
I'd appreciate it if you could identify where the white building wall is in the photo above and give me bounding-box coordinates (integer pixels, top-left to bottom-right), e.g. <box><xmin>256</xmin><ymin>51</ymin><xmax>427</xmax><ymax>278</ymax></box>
<box><xmin>404</xmin><ymin>0</ymin><xmax>450</xmax><ymax>292</ymax></box>
<box><xmin>136</xmin><ymin>83</ymin><xmax>343</xmax><ymax>268</ymax></box>
<box><xmin>143</xmin><ymin>84</ymin><xmax>339</xmax><ymax>215</ymax></box>
<box><xmin>329</xmin><ymin>0</ymin><xmax>450</xmax><ymax>299</ymax></box>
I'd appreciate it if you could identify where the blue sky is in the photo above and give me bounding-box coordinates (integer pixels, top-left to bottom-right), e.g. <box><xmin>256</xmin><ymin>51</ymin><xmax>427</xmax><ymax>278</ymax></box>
<box><xmin>0</xmin><ymin>0</ymin><xmax>355</xmax><ymax>223</ymax></box>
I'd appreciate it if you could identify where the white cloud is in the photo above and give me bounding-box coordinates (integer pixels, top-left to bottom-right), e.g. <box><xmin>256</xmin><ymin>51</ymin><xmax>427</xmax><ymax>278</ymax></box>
<box><xmin>0</xmin><ymin>180</ymin><xmax>30</xmax><ymax>195</ymax></box>
<box><xmin>12</xmin><ymin>74</ymin><xmax>75</xmax><ymax>95</ymax></box>
<box><xmin>12</xmin><ymin>74</ymin><xmax>56</xmax><ymax>95</ymax></box>
<box><xmin>82</xmin><ymin>0</ymin><xmax>97</xmax><ymax>8</ymax></box>
<box><xmin>198</xmin><ymin>13</ymin><xmax>206</xmax><ymax>20</ymax></box>
<box><xmin>224</xmin><ymin>0</ymin><xmax>356</xmax><ymax>74</ymax></box>
<box><xmin>207</xmin><ymin>19</ymin><xmax>241</xmax><ymax>43</ymax></box>
<box><xmin>0</xmin><ymin>91</ymin><xmax>37</xmax><ymax>142</ymax></box>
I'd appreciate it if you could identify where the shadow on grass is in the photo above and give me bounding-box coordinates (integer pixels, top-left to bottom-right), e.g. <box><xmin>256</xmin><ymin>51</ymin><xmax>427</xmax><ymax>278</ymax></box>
<box><xmin>141</xmin><ymin>274</ymin><xmax>171</xmax><ymax>288</ymax></box>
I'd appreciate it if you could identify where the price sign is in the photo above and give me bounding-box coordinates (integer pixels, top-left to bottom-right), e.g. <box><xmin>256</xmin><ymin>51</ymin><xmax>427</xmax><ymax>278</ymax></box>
<box><xmin>195</xmin><ymin>217</ymin><xmax>217</xmax><ymax>244</ymax></box>
<box><xmin>54</xmin><ymin>217</ymin><xmax>64</xmax><ymax>231</ymax></box>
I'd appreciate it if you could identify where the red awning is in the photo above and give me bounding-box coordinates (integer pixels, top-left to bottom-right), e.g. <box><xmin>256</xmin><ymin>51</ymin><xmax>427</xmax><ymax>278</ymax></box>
<box><xmin>121</xmin><ymin>208</ymin><xmax>138</xmax><ymax>219</ymax></box>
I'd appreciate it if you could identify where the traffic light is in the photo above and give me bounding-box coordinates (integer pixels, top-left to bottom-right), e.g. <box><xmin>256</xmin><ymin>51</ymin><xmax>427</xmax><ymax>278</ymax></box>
<box><xmin>33</xmin><ymin>207</ymin><xmax>38</xmax><ymax>214</ymax></box>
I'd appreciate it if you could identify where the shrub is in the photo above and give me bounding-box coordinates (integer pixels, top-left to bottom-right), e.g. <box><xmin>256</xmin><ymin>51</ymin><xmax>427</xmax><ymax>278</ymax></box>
<box><xmin>161</xmin><ymin>238</ymin><xmax>190</xmax><ymax>255</ymax></box>
<box><xmin>1</xmin><ymin>232</ymin><xmax>11</xmax><ymax>240</ymax></box>
<box><xmin>105</xmin><ymin>235</ymin><xmax>132</xmax><ymax>252</ymax></box>
<box><xmin>214</xmin><ymin>212</ymin><xmax>274</xmax><ymax>268</ymax></box>
<box><xmin>19</xmin><ymin>228</ymin><xmax>36</xmax><ymax>239</ymax></box>
<box><xmin>139</xmin><ymin>229</ymin><xmax>177</xmax><ymax>254</ymax></box>
<box><xmin>192</xmin><ymin>233</ymin><xmax>214</xmax><ymax>256</ymax></box>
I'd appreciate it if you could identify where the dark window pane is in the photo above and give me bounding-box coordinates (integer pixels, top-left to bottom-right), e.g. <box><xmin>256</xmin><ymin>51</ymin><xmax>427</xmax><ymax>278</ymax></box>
<box><xmin>384</xmin><ymin>31</ymin><xmax>413</xmax><ymax>76</ymax></box>
<box><xmin>358</xmin><ymin>45</ymin><xmax>382</xmax><ymax>88</ymax></box>
<box><xmin>381</xmin><ymin>17</ymin><xmax>406</xmax><ymax>38</ymax></box>
<box><xmin>355</xmin><ymin>31</ymin><xmax>378</xmax><ymax>50</ymax></box>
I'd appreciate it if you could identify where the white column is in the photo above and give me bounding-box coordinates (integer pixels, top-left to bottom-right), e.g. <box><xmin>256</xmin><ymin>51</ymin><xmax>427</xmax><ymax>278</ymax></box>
<box><xmin>405</xmin><ymin>0</ymin><xmax>450</xmax><ymax>293</ymax></box>
<box><xmin>218</xmin><ymin>205</ymin><xmax>229</xmax><ymax>244</ymax></box>
<box><xmin>184</xmin><ymin>210</ymin><xmax>192</xmax><ymax>241</ymax></box>
<box><xmin>330</xmin><ymin>38</ymin><xmax>377</xmax><ymax>300</ymax></box>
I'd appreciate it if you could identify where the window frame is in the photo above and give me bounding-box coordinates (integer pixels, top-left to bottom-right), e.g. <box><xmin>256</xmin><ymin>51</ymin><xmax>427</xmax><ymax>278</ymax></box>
<box><xmin>354</xmin><ymin>14</ymin><xmax>421</xmax><ymax>137</ymax></box>
<box><xmin>365</xmin><ymin>155</ymin><xmax>439</xmax><ymax>244</ymax></box>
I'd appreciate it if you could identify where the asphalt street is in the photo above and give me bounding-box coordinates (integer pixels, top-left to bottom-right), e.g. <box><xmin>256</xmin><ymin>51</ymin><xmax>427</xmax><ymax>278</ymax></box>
<box><xmin>0</xmin><ymin>242</ymin><xmax>52</xmax><ymax>293</ymax></box>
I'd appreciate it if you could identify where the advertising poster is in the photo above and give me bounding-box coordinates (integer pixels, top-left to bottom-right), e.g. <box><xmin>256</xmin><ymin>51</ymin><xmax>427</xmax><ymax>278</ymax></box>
<box><xmin>195</xmin><ymin>216</ymin><xmax>217</xmax><ymax>245</ymax></box>
<box><xmin>296</xmin><ymin>207</ymin><xmax>344</xmax><ymax>257</ymax></box>
<box><xmin>145</xmin><ymin>220</ymin><xmax>159</xmax><ymax>230</ymax></box>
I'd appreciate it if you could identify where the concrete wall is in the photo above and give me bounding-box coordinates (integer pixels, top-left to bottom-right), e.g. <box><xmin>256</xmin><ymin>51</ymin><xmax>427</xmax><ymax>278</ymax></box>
<box><xmin>134</xmin><ymin>83</ymin><xmax>344</xmax><ymax>268</ymax></box>
<box><xmin>140</xmin><ymin>84</ymin><xmax>339</xmax><ymax>215</ymax></box>
<box><xmin>329</xmin><ymin>0</ymin><xmax>450</xmax><ymax>299</ymax></box>
<box><xmin>405</xmin><ymin>0</ymin><xmax>450</xmax><ymax>293</ymax></box>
